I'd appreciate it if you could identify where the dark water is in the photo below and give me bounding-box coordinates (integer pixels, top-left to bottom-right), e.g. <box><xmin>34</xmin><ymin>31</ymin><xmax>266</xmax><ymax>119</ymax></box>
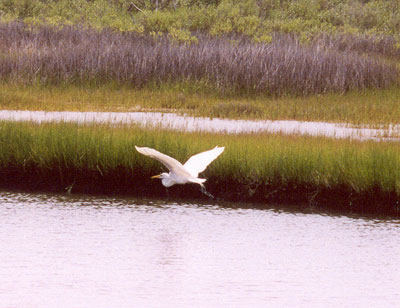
<box><xmin>0</xmin><ymin>192</ymin><xmax>399</xmax><ymax>308</ymax></box>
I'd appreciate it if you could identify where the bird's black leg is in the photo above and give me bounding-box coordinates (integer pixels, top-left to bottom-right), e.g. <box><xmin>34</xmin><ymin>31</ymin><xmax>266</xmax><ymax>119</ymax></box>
<box><xmin>200</xmin><ymin>184</ymin><xmax>214</xmax><ymax>199</ymax></box>
<box><xmin>165</xmin><ymin>187</ymin><xmax>170</xmax><ymax>199</ymax></box>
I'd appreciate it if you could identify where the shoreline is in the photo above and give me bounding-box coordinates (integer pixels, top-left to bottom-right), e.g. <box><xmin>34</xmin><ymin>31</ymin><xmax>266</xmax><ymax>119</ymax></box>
<box><xmin>0</xmin><ymin>165</ymin><xmax>399</xmax><ymax>218</ymax></box>
<box><xmin>0</xmin><ymin>120</ymin><xmax>399</xmax><ymax>217</ymax></box>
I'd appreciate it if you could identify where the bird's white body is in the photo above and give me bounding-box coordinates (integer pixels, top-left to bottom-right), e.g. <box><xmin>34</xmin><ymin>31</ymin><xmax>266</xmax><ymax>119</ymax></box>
<box><xmin>135</xmin><ymin>145</ymin><xmax>224</xmax><ymax>189</ymax></box>
<box><xmin>157</xmin><ymin>171</ymin><xmax>205</xmax><ymax>187</ymax></box>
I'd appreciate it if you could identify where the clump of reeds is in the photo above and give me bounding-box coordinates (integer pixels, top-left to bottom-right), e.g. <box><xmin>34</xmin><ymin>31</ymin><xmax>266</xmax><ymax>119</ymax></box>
<box><xmin>314</xmin><ymin>33</ymin><xmax>400</xmax><ymax>59</ymax></box>
<box><xmin>0</xmin><ymin>22</ymin><xmax>397</xmax><ymax>96</ymax></box>
<box><xmin>0</xmin><ymin>120</ymin><xmax>399</xmax><ymax>216</ymax></box>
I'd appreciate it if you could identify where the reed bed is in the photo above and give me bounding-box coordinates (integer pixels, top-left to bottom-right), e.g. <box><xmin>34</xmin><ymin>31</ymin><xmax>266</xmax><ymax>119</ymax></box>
<box><xmin>0</xmin><ymin>120</ymin><xmax>399</xmax><ymax>216</ymax></box>
<box><xmin>0</xmin><ymin>22</ymin><xmax>397</xmax><ymax>96</ymax></box>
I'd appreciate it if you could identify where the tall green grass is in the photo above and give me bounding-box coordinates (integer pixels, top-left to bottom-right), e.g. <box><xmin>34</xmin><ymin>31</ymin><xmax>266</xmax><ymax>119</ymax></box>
<box><xmin>0</xmin><ymin>120</ymin><xmax>399</xmax><ymax>215</ymax></box>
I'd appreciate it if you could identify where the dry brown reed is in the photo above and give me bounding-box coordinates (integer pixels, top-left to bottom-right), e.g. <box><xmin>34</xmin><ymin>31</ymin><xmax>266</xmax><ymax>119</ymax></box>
<box><xmin>0</xmin><ymin>22</ymin><xmax>397</xmax><ymax>96</ymax></box>
<box><xmin>314</xmin><ymin>34</ymin><xmax>400</xmax><ymax>59</ymax></box>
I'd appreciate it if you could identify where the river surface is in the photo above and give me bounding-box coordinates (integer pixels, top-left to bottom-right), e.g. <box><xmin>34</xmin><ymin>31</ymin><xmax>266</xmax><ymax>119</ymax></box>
<box><xmin>0</xmin><ymin>110</ymin><xmax>399</xmax><ymax>141</ymax></box>
<box><xmin>1</xmin><ymin>191</ymin><xmax>399</xmax><ymax>308</ymax></box>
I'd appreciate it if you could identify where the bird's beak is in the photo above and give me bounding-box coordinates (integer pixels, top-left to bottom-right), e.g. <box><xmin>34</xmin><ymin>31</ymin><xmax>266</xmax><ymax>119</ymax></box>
<box><xmin>151</xmin><ymin>174</ymin><xmax>161</xmax><ymax>179</ymax></box>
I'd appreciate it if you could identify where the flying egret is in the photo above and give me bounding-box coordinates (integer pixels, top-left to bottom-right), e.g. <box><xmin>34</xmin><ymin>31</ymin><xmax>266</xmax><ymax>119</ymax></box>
<box><xmin>135</xmin><ymin>145</ymin><xmax>224</xmax><ymax>197</ymax></box>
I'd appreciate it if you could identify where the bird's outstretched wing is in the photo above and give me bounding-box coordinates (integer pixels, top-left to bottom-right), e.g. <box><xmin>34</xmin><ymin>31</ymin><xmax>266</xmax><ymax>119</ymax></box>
<box><xmin>183</xmin><ymin>146</ymin><xmax>224</xmax><ymax>178</ymax></box>
<box><xmin>135</xmin><ymin>146</ymin><xmax>184</xmax><ymax>173</ymax></box>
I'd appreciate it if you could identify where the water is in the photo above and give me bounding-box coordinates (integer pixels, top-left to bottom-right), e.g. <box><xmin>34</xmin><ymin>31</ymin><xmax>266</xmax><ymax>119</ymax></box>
<box><xmin>0</xmin><ymin>191</ymin><xmax>399</xmax><ymax>308</ymax></box>
<box><xmin>0</xmin><ymin>110</ymin><xmax>399</xmax><ymax>141</ymax></box>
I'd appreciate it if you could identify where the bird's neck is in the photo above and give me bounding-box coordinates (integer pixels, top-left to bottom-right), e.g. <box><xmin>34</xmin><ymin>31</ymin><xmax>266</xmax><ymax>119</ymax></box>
<box><xmin>161</xmin><ymin>175</ymin><xmax>174</xmax><ymax>187</ymax></box>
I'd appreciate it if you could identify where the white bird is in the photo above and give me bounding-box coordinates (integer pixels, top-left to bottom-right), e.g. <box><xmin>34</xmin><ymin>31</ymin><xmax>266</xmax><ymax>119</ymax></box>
<box><xmin>135</xmin><ymin>145</ymin><xmax>224</xmax><ymax>197</ymax></box>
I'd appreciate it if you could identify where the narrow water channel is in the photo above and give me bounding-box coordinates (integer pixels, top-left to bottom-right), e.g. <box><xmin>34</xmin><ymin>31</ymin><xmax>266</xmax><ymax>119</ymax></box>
<box><xmin>0</xmin><ymin>110</ymin><xmax>399</xmax><ymax>141</ymax></box>
<box><xmin>0</xmin><ymin>191</ymin><xmax>399</xmax><ymax>307</ymax></box>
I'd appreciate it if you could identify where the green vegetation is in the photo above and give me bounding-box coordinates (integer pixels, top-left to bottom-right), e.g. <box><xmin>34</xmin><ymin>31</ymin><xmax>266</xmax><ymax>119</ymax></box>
<box><xmin>0</xmin><ymin>120</ymin><xmax>399</xmax><ymax>215</ymax></box>
<box><xmin>1</xmin><ymin>0</ymin><xmax>400</xmax><ymax>42</ymax></box>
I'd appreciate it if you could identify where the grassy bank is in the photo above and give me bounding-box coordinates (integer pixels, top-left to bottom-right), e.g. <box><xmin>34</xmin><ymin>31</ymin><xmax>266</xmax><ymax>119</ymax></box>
<box><xmin>0</xmin><ymin>120</ymin><xmax>399</xmax><ymax>216</ymax></box>
<box><xmin>3</xmin><ymin>83</ymin><xmax>400</xmax><ymax>126</ymax></box>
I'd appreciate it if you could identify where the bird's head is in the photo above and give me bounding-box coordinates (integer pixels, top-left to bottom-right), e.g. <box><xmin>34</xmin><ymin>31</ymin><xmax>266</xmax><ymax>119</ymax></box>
<box><xmin>151</xmin><ymin>172</ymin><xmax>174</xmax><ymax>187</ymax></box>
<box><xmin>151</xmin><ymin>172</ymin><xmax>169</xmax><ymax>180</ymax></box>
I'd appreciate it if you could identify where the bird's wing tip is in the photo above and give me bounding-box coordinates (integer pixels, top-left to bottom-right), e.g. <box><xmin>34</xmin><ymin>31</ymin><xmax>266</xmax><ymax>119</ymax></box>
<box><xmin>135</xmin><ymin>145</ymin><xmax>147</xmax><ymax>154</ymax></box>
<box><xmin>135</xmin><ymin>145</ymin><xmax>148</xmax><ymax>150</ymax></box>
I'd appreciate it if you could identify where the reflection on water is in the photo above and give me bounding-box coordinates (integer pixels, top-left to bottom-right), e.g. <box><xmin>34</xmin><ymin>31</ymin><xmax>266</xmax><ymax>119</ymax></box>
<box><xmin>0</xmin><ymin>110</ymin><xmax>399</xmax><ymax>141</ymax></box>
<box><xmin>0</xmin><ymin>191</ymin><xmax>399</xmax><ymax>308</ymax></box>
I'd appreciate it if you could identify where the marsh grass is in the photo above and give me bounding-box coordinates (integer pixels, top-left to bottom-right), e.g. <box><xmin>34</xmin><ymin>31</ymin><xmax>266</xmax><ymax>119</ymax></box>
<box><xmin>0</xmin><ymin>22</ymin><xmax>397</xmax><ymax>96</ymax></box>
<box><xmin>0</xmin><ymin>120</ymin><xmax>399</xmax><ymax>215</ymax></box>
<box><xmin>3</xmin><ymin>83</ymin><xmax>400</xmax><ymax>125</ymax></box>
